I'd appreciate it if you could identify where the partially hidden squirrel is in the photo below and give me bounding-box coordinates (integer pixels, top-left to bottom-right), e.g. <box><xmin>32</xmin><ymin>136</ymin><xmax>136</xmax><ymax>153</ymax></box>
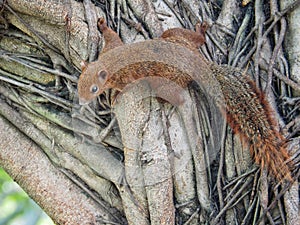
<box><xmin>78</xmin><ymin>18</ymin><xmax>293</xmax><ymax>182</ymax></box>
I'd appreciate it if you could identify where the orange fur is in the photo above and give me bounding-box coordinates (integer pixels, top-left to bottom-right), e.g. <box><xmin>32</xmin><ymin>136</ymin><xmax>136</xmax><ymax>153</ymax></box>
<box><xmin>221</xmin><ymin>74</ymin><xmax>292</xmax><ymax>181</ymax></box>
<box><xmin>78</xmin><ymin>18</ymin><xmax>293</xmax><ymax>182</ymax></box>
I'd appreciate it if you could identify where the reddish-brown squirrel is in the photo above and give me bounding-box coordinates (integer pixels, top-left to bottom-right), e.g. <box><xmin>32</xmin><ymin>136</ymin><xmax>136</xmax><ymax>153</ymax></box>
<box><xmin>78</xmin><ymin>18</ymin><xmax>293</xmax><ymax>182</ymax></box>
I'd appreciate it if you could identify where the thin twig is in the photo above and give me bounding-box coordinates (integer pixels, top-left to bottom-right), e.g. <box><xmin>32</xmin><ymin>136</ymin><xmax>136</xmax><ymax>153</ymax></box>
<box><xmin>0</xmin><ymin>74</ymin><xmax>73</xmax><ymax>108</ymax></box>
<box><xmin>265</xmin><ymin>18</ymin><xmax>287</xmax><ymax>95</ymax></box>
<box><xmin>211</xmin><ymin>177</ymin><xmax>253</xmax><ymax>225</ymax></box>
<box><xmin>0</xmin><ymin>50</ymin><xmax>77</xmax><ymax>82</ymax></box>
<box><xmin>162</xmin><ymin>0</ymin><xmax>185</xmax><ymax>26</ymax></box>
<box><xmin>260</xmin><ymin>62</ymin><xmax>300</xmax><ymax>92</ymax></box>
<box><xmin>216</xmin><ymin>123</ymin><xmax>227</xmax><ymax>209</ymax></box>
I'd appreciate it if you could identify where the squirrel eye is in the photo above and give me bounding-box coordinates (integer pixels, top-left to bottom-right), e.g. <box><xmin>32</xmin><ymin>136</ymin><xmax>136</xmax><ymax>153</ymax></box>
<box><xmin>90</xmin><ymin>85</ymin><xmax>99</xmax><ymax>94</ymax></box>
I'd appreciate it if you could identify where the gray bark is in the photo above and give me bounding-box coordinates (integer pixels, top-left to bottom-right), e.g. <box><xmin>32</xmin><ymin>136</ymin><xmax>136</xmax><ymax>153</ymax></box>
<box><xmin>0</xmin><ymin>0</ymin><xmax>299</xmax><ymax>224</ymax></box>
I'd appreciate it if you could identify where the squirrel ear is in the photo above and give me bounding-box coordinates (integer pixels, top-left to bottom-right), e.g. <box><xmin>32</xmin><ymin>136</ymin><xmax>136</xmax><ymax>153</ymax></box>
<box><xmin>97</xmin><ymin>70</ymin><xmax>108</xmax><ymax>84</ymax></box>
<box><xmin>80</xmin><ymin>61</ymin><xmax>88</xmax><ymax>70</ymax></box>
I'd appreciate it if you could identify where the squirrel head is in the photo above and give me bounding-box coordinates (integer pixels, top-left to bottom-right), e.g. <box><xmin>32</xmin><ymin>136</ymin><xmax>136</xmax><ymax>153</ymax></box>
<box><xmin>78</xmin><ymin>61</ymin><xmax>109</xmax><ymax>105</ymax></box>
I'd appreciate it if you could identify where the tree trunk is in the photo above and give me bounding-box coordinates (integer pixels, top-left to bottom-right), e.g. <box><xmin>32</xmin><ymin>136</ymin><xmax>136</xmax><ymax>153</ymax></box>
<box><xmin>0</xmin><ymin>0</ymin><xmax>299</xmax><ymax>224</ymax></box>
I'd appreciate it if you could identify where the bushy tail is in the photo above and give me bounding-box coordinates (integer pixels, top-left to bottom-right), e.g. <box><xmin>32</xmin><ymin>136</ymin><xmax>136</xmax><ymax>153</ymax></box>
<box><xmin>251</xmin><ymin>138</ymin><xmax>292</xmax><ymax>181</ymax></box>
<box><xmin>211</xmin><ymin>64</ymin><xmax>293</xmax><ymax>182</ymax></box>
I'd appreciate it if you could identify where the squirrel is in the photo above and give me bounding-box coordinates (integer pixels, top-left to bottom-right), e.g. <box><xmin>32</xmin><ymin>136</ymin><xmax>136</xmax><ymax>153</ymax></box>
<box><xmin>78</xmin><ymin>18</ymin><xmax>293</xmax><ymax>182</ymax></box>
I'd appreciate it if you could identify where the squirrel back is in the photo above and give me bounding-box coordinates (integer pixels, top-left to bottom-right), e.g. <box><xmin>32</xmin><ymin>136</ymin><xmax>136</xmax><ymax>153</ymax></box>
<box><xmin>78</xmin><ymin>18</ymin><xmax>293</xmax><ymax>182</ymax></box>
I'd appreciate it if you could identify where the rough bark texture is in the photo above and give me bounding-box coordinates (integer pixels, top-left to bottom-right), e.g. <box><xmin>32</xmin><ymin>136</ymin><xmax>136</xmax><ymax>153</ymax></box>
<box><xmin>0</xmin><ymin>0</ymin><xmax>299</xmax><ymax>224</ymax></box>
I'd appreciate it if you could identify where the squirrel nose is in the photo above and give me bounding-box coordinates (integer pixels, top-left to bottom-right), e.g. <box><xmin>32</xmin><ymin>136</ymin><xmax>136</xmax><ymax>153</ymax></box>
<box><xmin>79</xmin><ymin>98</ymin><xmax>90</xmax><ymax>105</ymax></box>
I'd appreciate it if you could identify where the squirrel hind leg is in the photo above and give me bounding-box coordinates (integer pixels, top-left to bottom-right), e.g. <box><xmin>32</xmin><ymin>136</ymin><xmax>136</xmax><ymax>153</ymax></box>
<box><xmin>160</xmin><ymin>22</ymin><xmax>207</xmax><ymax>49</ymax></box>
<box><xmin>195</xmin><ymin>21</ymin><xmax>208</xmax><ymax>38</ymax></box>
<box><xmin>97</xmin><ymin>17</ymin><xmax>124</xmax><ymax>54</ymax></box>
<box><xmin>97</xmin><ymin>17</ymin><xmax>107</xmax><ymax>32</ymax></box>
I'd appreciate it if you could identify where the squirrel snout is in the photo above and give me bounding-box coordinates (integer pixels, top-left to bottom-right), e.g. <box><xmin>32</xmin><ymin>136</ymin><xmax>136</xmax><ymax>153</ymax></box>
<box><xmin>79</xmin><ymin>97</ymin><xmax>91</xmax><ymax>106</ymax></box>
